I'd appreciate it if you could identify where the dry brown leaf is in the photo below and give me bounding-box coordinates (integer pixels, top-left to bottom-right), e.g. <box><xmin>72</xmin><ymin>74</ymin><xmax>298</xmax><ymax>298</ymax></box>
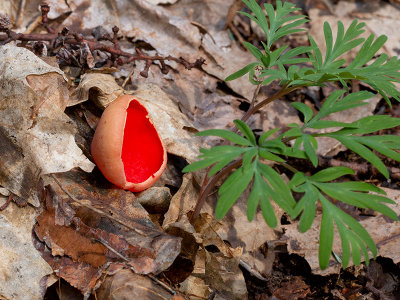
<box><xmin>69</xmin><ymin>73</ymin><xmax>124</xmax><ymax>108</ymax></box>
<box><xmin>43</xmin><ymin>169</ymin><xmax>181</xmax><ymax>273</ymax></box>
<box><xmin>283</xmin><ymin>187</ymin><xmax>400</xmax><ymax>275</ymax></box>
<box><xmin>194</xmin><ymin>213</ymin><xmax>243</xmax><ymax>259</ymax></box>
<box><xmin>0</xmin><ymin>44</ymin><xmax>94</xmax><ymax>206</ymax></box>
<box><xmin>97</xmin><ymin>269</ymin><xmax>173</xmax><ymax>300</ymax></box>
<box><xmin>272</xmin><ymin>276</ymin><xmax>311</xmax><ymax>300</ymax></box>
<box><xmin>163</xmin><ymin>173</ymin><xmax>200</xmax><ymax>229</ymax></box>
<box><xmin>0</xmin><ymin>203</ymin><xmax>52</xmax><ymax>300</ymax></box>
<box><xmin>63</xmin><ymin>0</ymin><xmax>201</xmax><ymax>57</ymax></box>
<box><xmin>205</xmin><ymin>250</ymin><xmax>248</xmax><ymax>300</ymax></box>
<box><xmin>34</xmin><ymin>239</ymin><xmax>105</xmax><ymax>299</ymax></box>
<box><xmin>123</xmin><ymin>64</ymin><xmax>218</xmax><ymax>114</ymax></box>
<box><xmin>179</xmin><ymin>275</ymin><xmax>211</xmax><ymax>300</ymax></box>
<box><xmin>201</xmin><ymin>31</ymin><xmax>256</xmax><ymax>100</ymax></box>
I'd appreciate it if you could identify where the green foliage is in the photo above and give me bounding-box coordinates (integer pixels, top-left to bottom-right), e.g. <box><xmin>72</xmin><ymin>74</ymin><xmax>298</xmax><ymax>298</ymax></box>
<box><xmin>184</xmin><ymin>0</ymin><xmax>400</xmax><ymax>270</ymax></box>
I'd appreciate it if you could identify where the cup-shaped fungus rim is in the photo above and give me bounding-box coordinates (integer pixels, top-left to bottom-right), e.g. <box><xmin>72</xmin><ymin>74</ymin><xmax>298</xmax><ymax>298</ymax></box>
<box><xmin>91</xmin><ymin>94</ymin><xmax>167</xmax><ymax>192</ymax></box>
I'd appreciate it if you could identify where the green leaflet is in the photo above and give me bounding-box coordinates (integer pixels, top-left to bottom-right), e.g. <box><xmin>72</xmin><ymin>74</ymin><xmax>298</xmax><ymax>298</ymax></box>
<box><xmin>196</xmin><ymin>129</ymin><xmax>253</xmax><ymax>146</ymax></box>
<box><xmin>225</xmin><ymin>62</ymin><xmax>260</xmax><ymax>81</ymax></box>
<box><xmin>310</xmin><ymin>167</ymin><xmax>354</xmax><ymax>182</ymax></box>
<box><xmin>319</xmin><ymin>196</ymin><xmax>335</xmax><ymax>270</ymax></box>
<box><xmin>215</xmin><ymin>164</ymin><xmax>255</xmax><ymax>219</ymax></box>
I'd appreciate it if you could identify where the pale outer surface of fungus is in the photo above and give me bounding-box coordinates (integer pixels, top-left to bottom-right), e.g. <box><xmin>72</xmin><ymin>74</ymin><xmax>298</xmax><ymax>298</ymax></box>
<box><xmin>91</xmin><ymin>95</ymin><xmax>167</xmax><ymax>192</ymax></box>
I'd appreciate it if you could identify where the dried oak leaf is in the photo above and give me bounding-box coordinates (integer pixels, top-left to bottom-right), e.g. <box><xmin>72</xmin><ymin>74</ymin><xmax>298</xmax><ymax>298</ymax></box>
<box><xmin>0</xmin><ymin>44</ymin><xmax>94</xmax><ymax>206</ymax></box>
<box><xmin>0</xmin><ymin>203</ymin><xmax>52</xmax><ymax>300</ymax></box>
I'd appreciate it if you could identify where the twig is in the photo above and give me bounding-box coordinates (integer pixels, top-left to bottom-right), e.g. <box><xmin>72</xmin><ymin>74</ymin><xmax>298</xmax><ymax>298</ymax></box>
<box><xmin>0</xmin><ymin>193</ymin><xmax>13</xmax><ymax>211</ymax></box>
<box><xmin>241</xmin><ymin>85</ymin><xmax>299</xmax><ymax>123</ymax></box>
<box><xmin>0</xmin><ymin>7</ymin><xmax>205</xmax><ymax>76</ymax></box>
<box><xmin>96</xmin><ymin>237</ymin><xmax>177</xmax><ymax>296</ymax></box>
<box><xmin>239</xmin><ymin>259</ymin><xmax>268</xmax><ymax>282</ymax></box>
<box><xmin>191</xmin><ymin>159</ymin><xmax>242</xmax><ymax>221</ymax></box>
<box><xmin>147</xmin><ymin>274</ymin><xmax>176</xmax><ymax>296</ymax></box>
<box><xmin>40</xmin><ymin>3</ymin><xmax>54</xmax><ymax>34</ymax></box>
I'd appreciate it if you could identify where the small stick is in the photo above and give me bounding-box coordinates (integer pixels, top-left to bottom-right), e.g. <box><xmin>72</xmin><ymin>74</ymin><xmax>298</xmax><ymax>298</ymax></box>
<box><xmin>96</xmin><ymin>237</ymin><xmax>177</xmax><ymax>296</ymax></box>
<box><xmin>0</xmin><ymin>193</ymin><xmax>13</xmax><ymax>211</ymax></box>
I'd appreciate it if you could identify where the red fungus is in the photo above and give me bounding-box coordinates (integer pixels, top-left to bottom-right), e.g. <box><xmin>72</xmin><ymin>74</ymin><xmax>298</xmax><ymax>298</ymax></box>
<box><xmin>122</xmin><ymin>100</ymin><xmax>164</xmax><ymax>183</ymax></box>
<box><xmin>91</xmin><ymin>95</ymin><xmax>167</xmax><ymax>192</ymax></box>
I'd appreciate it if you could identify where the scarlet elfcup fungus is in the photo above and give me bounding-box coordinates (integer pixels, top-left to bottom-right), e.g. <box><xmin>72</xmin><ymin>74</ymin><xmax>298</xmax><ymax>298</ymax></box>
<box><xmin>91</xmin><ymin>95</ymin><xmax>167</xmax><ymax>192</ymax></box>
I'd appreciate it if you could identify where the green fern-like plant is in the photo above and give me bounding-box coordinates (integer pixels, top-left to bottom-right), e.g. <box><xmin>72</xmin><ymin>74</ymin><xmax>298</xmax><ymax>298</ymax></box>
<box><xmin>184</xmin><ymin>0</ymin><xmax>400</xmax><ymax>270</ymax></box>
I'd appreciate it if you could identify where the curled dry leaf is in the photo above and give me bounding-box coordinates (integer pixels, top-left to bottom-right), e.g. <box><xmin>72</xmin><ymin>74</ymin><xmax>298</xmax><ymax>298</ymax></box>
<box><xmin>0</xmin><ymin>203</ymin><xmax>52</xmax><ymax>300</ymax></box>
<box><xmin>179</xmin><ymin>275</ymin><xmax>211</xmax><ymax>300</ymax></box>
<box><xmin>69</xmin><ymin>73</ymin><xmax>123</xmax><ymax>108</ymax></box>
<box><xmin>0</xmin><ymin>44</ymin><xmax>94</xmax><ymax>206</ymax></box>
<box><xmin>283</xmin><ymin>188</ymin><xmax>400</xmax><ymax>276</ymax></box>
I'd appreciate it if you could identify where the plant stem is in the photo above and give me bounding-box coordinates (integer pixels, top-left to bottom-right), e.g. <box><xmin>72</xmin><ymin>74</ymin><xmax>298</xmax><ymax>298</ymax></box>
<box><xmin>191</xmin><ymin>159</ymin><xmax>243</xmax><ymax>221</ymax></box>
<box><xmin>279</xmin><ymin>162</ymin><xmax>299</xmax><ymax>174</ymax></box>
<box><xmin>241</xmin><ymin>85</ymin><xmax>299</xmax><ymax>123</ymax></box>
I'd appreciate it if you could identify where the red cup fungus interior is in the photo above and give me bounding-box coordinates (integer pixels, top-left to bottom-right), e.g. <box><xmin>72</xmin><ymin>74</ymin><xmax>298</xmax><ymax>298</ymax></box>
<box><xmin>122</xmin><ymin>100</ymin><xmax>164</xmax><ymax>184</ymax></box>
<box><xmin>91</xmin><ymin>95</ymin><xmax>167</xmax><ymax>192</ymax></box>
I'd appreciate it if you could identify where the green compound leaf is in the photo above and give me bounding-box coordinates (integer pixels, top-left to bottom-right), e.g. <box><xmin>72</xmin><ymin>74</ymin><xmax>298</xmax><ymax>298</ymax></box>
<box><xmin>318</xmin><ymin>195</ymin><xmax>378</xmax><ymax>269</ymax></box>
<box><xmin>242</xmin><ymin>0</ymin><xmax>308</xmax><ymax>50</ymax></box>
<box><xmin>289</xmin><ymin>172</ymin><xmax>396</xmax><ymax>269</ymax></box>
<box><xmin>196</xmin><ymin>129</ymin><xmax>253</xmax><ymax>146</ymax></box>
<box><xmin>330</xmin><ymin>135</ymin><xmax>389</xmax><ymax>178</ymax></box>
<box><xmin>292</xmin><ymin>182</ymin><xmax>318</xmax><ymax>232</ymax></box>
